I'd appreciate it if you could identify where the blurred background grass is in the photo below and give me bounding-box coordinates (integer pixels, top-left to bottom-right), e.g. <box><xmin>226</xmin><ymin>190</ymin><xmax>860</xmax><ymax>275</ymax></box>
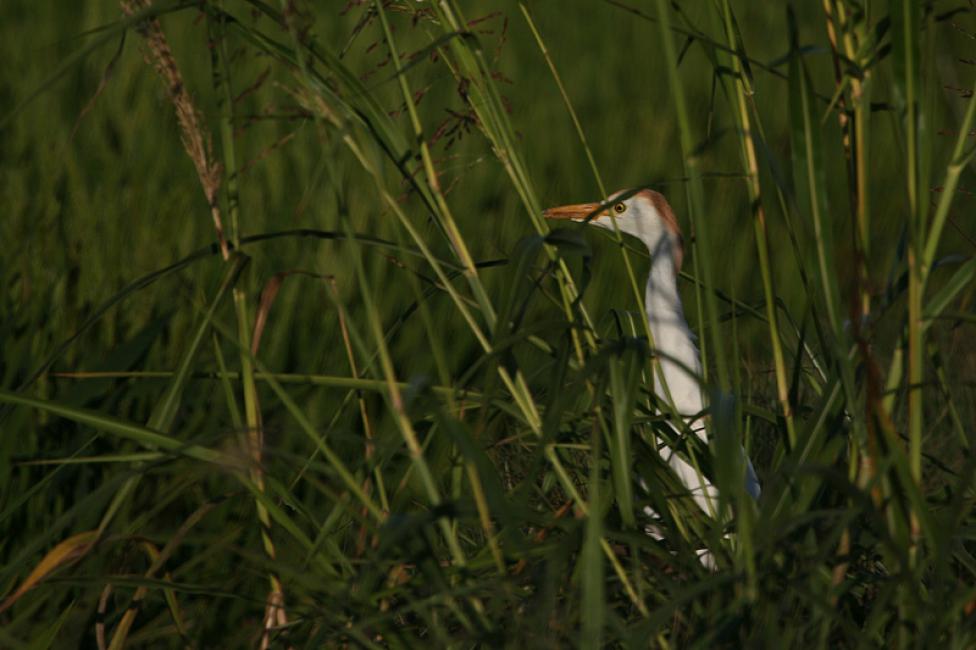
<box><xmin>2</xmin><ymin>0</ymin><xmax>976</xmax><ymax>646</ymax></box>
<box><xmin>5</xmin><ymin>1</ymin><xmax>972</xmax><ymax>370</ymax></box>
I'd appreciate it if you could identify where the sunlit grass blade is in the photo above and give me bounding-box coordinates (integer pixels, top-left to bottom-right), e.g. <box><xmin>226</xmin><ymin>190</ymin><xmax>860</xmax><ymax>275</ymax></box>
<box><xmin>717</xmin><ymin>0</ymin><xmax>797</xmax><ymax>450</ymax></box>
<box><xmin>652</xmin><ymin>0</ymin><xmax>729</xmax><ymax>396</ymax></box>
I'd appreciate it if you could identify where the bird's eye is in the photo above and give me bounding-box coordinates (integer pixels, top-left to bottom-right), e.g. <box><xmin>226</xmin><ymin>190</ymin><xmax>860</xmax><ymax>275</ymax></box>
<box><xmin>613</xmin><ymin>202</ymin><xmax>626</xmax><ymax>214</ymax></box>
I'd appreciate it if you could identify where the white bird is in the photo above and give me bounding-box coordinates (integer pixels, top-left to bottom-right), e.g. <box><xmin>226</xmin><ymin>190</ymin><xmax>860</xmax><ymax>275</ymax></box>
<box><xmin>544</xmin><ymin>188</ymin><xmax>761</xmax><ymax>524</ymax></box>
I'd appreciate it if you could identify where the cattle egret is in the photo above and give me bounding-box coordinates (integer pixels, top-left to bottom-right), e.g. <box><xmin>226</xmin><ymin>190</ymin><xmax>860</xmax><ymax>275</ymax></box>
<box><xmin>544</xmin><ymin>189</ymin><xmax>761</xmax><ymax>526</ymax></box>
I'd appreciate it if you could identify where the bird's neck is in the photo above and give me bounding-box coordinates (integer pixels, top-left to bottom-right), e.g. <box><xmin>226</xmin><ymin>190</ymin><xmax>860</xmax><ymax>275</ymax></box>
<box><xmin>642</xmin><ymin>236</ymin><xmax>686</xmax><ymax>328</ymax></box>
<box><xmin>642</xmin><ymin>238</ymin><xmax>704</xmax><ymax>418</ymax></box>
<box><xmin>645</xmin><ymin>253</ymin><xmax>684</xmax><ymax>323</ymax></box>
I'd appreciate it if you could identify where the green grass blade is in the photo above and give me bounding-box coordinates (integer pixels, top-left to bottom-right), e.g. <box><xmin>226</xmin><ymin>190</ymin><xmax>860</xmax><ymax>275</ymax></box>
<box><xmin>148</xmin><ymin>254</ymin><xmax>247</xmax><ymax>432</ymax></box>
<box><xmin>0</xmin><ymin>391</ymin><xmax>228</xmax><ymax>465</ymax></box>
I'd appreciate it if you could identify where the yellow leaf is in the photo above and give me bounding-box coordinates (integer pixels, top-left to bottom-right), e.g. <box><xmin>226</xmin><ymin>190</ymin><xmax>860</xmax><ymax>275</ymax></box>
<box><xmin>0</xmin><ymin>530</ymin><xmax>98</xmax><ymax>613</ymax></box>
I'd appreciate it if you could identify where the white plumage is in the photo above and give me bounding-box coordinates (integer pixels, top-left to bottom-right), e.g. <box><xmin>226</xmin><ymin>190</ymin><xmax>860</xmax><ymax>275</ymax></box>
<box><xmin>545</xmin><ymin>189</ymin><xmax>761</xmax><ymax>520</ymax></box>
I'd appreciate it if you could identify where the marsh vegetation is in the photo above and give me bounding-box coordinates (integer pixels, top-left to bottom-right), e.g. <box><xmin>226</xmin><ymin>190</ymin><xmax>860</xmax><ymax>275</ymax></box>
<box><xmin>2</xmin><ymin>1</ymin><xmax>976</xmax><ymax>647</ymax></box>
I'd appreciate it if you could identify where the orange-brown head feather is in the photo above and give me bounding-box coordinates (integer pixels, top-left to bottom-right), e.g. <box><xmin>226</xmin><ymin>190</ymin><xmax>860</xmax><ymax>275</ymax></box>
<box><xmin>637</xmin><ymin>189</ymin><xmax>684</xmax><ymax>273</ymax></box>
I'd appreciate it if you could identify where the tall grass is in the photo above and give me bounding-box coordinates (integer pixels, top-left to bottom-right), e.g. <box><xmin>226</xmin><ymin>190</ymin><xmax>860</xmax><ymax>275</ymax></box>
<box><xmin>2</xmin><ymin>0</ymin><xmax>976</xmax><ymax>646</ymax></box>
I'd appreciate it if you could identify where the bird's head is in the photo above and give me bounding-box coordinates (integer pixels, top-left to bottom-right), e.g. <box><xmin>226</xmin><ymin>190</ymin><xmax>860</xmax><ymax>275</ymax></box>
<box><xmin>544</xmin><ymin>189</ymin><xmax>684</xmax><ymax>272</ymax></box>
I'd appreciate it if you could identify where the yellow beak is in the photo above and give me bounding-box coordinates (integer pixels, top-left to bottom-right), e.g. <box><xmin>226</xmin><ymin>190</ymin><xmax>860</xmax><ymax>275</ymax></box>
<box><xmin>542</xmin><ymin>202</ymin><xmax>607</xmax><ymax>222</ymax></box>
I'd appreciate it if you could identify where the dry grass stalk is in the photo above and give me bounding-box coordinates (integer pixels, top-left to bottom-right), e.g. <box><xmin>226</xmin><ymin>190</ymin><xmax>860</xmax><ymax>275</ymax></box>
<box><xmin>118</xmin><ymin>2</ymin><xmax>291</xmax><ymax>642</ymax></box>
<box><xmin>120</xmin><ymin>0</ymin><xmax>229</xmax><ymax>259</ymax></box>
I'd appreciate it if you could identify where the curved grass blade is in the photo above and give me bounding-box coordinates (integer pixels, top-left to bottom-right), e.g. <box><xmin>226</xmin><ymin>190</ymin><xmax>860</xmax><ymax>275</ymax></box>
<box><xmin>0</xmin><ymin>532</ymin><xmax>97</xmax><ymax>614</ymax></box>
<box><xmin>0</xmin><ymin>391</ymin><xmax>231</xmax><ymax>465</ymax></box>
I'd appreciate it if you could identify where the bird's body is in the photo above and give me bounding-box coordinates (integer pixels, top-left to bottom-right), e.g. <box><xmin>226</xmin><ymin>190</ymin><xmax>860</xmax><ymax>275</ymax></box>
<box><xmin>544</xmin><ymin>189</ymin><xmax>760</xmax><ymax>519</ymax></box>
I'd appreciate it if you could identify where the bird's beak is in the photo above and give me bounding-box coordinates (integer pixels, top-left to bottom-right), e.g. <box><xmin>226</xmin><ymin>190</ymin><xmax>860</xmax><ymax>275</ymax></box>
<box><xmin>542</xmin><ymin>202</ymin><xmax>607</xmax><ymax>223</ymax></box>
